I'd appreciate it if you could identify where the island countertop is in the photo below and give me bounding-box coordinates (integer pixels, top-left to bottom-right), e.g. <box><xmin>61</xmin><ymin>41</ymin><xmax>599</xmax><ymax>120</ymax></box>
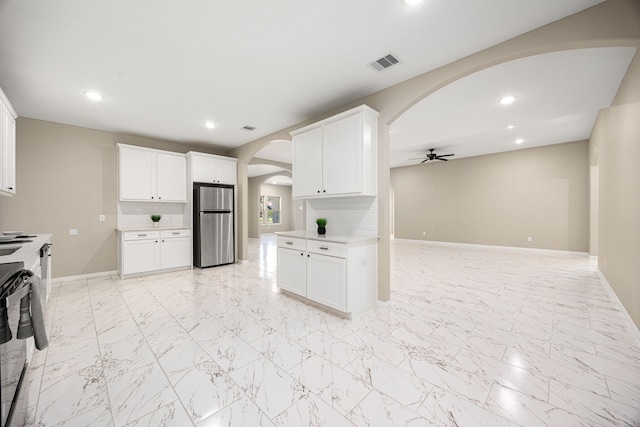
<box><xmin>274</xmin><ymin>231</ymin><xmax>378</xmax><ymax>245</ymax></box>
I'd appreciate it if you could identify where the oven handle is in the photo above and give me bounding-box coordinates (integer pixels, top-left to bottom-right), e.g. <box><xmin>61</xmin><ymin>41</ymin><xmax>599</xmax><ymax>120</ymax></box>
<box><xmin>6</xmin><ymin>278</ymin><xmax>30</xmax><ymax>306</ymax></box>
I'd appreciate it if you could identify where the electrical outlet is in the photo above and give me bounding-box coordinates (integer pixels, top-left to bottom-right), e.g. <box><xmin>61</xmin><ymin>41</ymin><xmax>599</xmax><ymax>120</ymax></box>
<box><xmin>528</xmin><ymin>236</ymin><xmax>532</xmax><ymax>242</ymax></box>
<box><xmin>99</xmin><ymin>214</ymin><xmax>105</xmax><ymax>222</ymax></box>
<box><xmin>69</xmin><ymin>229</ymin><xmax>78</xmax><ymax>236</ymax></box>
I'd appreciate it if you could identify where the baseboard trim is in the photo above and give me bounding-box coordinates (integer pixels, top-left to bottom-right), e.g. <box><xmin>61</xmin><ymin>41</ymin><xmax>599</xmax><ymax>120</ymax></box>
<box><xmin>376</xmin><ymin>299</ymin><xmax>391</xmax><ymax>309</ymax></box>
<box><xmin>597</xmin><ymin>270</ymin><xmax>640</xmax><ymax>347</ymax></box>
<box><xmin>53</xmin><ymin>270</ymin><xmax>118</xmax><ymax>284</ymax></box>
<box><xmin>394</xmin><ymin>238</ymin><xmax>588</xmax><ymax>256</ymax></box>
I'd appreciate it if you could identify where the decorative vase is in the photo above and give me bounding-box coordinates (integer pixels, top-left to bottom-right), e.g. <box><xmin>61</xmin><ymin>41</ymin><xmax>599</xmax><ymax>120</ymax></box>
<box><xmin>317</xmin><ymin>226</ymin><xmax>326</xmax><ymax>235</ymax></box>
<box><xmin>153</xmin><ymin>222</ymin><xmax>160</xmax><ymax>228</ymax></box>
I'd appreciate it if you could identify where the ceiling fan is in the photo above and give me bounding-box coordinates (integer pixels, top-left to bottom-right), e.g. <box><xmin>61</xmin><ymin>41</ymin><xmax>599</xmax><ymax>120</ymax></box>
<box><xmin>411</xmin><ymin>148</ymin><xmax>455</xmax><ymax>163</ymax></box>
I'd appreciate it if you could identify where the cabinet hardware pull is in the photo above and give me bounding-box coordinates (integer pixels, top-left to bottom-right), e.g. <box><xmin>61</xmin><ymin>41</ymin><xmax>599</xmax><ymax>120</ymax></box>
<box><xmin>319</xmin><ymin>246</ymin><xmax>329</xmax><ymax>250</ymax></box>
<box><xmin>172</xmin><ymin>232</ymin><xmax>180</xmax><ymax>235</ymax></box>
<box><xmin>138</xmin><ymin>234</ymin><xmax>147</xmax><ymax>237</ymax></box>
<box><xmin>285</xmin><ymin>241</ymin><xmax>293</xmax><ymax>245</ymax></box>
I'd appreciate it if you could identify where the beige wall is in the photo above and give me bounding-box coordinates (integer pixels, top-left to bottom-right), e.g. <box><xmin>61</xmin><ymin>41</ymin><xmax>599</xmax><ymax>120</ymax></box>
<box><xmin>248</xmin><ymin>178</ymin><xmax>293</xmax><ymax>238</ymax></box>
<box><xmin>0</xmin><ymin>118</ymin><xmax>223</xmax><ymax>278</ymax></box>
<box><xmin>591</xmin><ymin>50</ymin><xmax>640</xmax><ymax>328</ymax></box>
<box><xmin>391</xmin><ymin>141</ymin><xmax>589</xmax><ymax>251</ymax></box>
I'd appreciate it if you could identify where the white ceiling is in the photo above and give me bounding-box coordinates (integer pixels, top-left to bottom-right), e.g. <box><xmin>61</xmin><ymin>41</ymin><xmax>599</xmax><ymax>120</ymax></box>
<box><xmin>1</xmin><ymin>0</ymin><xmax>624</xmax><ymax>174</ymax></box>
<box><xmin>391</xmin><ymin>47</ymin><xmax>637</xmax><ymax>167</ymax></box>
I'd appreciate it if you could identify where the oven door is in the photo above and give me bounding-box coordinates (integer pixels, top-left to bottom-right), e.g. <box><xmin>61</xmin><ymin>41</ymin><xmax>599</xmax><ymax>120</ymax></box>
<box><xmin>0</xmin><ymin>272</ymin><xmax>29</xmax><ymax>427</ymax></box>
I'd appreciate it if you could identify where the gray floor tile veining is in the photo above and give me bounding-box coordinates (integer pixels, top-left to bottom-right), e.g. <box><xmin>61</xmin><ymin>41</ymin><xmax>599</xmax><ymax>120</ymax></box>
<box><xmin>26</xmin><ymin>236</ymin><xmax>640</xmax><ymax>426</ymax></box>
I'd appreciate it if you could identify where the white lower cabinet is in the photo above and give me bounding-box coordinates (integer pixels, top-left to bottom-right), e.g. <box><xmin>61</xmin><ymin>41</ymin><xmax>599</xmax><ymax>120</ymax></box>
<box><xmin>276</xmin><ymin>235</ymin><xmax>376</xmax><ymax>315</ymax></box>
<box><xmin>306</xmin><ymin>253</ymin><xmax>346</xmax><ymax>312</ymax></box>
<box><xmin>123</xmin><ymin>237</ymin><xmax>159</xmax><ymax>275</ymax></box>
<box><xmin>159</xmin><ymin>230</ymin><xmax>191</xmax><ymax>270</ymax></box>
<box><xmin>119</xmin><ymin>229</ymin><xmax>191</xmax><ymax>277</ymax></box>
<box><xmin>277</xmin><ymin>247</ymin><xmax>307</xmax><ymax>296</ymax></box>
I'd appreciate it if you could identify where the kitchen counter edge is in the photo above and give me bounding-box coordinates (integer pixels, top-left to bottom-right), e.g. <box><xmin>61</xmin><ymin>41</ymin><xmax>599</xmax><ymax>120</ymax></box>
<box><xmin>116</xmin><ymin>226</ymin><xmax>191</xmax><ymax>232</ymax></box>
<box><xmin>275</xmin><ymin>231</ymin><xmax>378</xmax><ymax>245</ymax></box>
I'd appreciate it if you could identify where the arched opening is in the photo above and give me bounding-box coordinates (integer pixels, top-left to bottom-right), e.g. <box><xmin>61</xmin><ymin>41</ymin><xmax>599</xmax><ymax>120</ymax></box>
<box><xmin>387</xmin><ymin>47</ymin><xmax>634</xmax><ymax>252</ymax></box>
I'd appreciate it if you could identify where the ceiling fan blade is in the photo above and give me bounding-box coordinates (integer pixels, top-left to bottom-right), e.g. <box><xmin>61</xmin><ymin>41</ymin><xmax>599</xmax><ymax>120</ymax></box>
<box><xmin>439</xmin><ymin>154</ymin><xmax>455</xmax><ymax>157</ymax></box>
<box><xmin>420</xmin><ymin>159</ymin><xmax>428</xmax><ymax>164</ymax></box>
<box><xmin>438</xmin><ymin>158</ymin><xmax>448</xmax><ymax>161</ymax></box>
<box><xmin>409</xmin><ymin>158</ymin><xmax>426</xmax><ymax>160</ymax></box>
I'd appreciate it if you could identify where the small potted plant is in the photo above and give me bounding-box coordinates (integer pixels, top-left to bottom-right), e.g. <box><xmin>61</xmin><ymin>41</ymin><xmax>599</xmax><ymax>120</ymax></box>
<box><xmin>316</xmin><ymin>217</ymin><xmax>327</xmax><ymax>235</ymax></box>
<box><xmin>150</xmin><ymin>214</ymin><xmax>162</xmax><ymax>228</ymax></box>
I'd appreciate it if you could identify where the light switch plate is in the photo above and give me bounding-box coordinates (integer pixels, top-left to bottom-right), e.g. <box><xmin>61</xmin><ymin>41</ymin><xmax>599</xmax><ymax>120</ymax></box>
<box><xmin>69</xmin><ymin>229</ymin><xmax>78</xmax><ymax>236</ymax></box>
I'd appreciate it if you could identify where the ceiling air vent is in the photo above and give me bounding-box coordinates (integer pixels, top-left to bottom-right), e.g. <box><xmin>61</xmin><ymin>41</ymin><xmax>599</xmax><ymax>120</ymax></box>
<box><xmin>368</xmin><ymin>53</ymin><xmax>400</xmax><ymax>72</ymax></box>
<box><xmin>242</xmin><ymin>125</ymin><xmax>256</xmax><ymax>131</ymax></box>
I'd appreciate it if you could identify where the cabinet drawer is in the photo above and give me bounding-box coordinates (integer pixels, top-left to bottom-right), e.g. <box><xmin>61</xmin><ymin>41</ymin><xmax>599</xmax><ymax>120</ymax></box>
<box><xmin>123</xmin><ymin>231</ymin><xmax>160</xmax><ymax>241</ymax></box>
<box><xmin>161</xmin><ymin>229</ymin><xmax>191</xmax><ymax>238</ymax></box>
<box><xmin>277</xmin><ymin>236</ymin><xmax>306</xmax><ymax>251</ymax></box>
<box><xmin>307</xmin><ymin>240</ymin><xmax>347</xmax><ymax>258</ymax></box>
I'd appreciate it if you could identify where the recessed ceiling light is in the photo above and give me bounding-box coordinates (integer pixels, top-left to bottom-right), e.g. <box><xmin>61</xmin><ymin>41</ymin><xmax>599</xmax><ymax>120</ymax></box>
<box><xmin>85</xmin><ymin>91</ymin><xmax>103</xmax><ymax>101</ymax></box>
<box><xmin>204</xmin><ymin>121</ymin><xmax>216</xmax><ymax>129</ymax></box>
<box><xmin>500</xmin><ymin>95</ymin><xmax>516</xmax><ymax>105</ymax></box>
<box><xmin>404</xmin><ymin>0</ymin><xmax>423</xmax><ymax>4</ymax></box>
<box><xmin>515</xmin><ymin>138</ymin><xmax>524</xmax><ymax>144</ymax></box>
<box><xmin>507</xmin><ymin>125</ymin><xmax>515</xmax><ymax>129</ymax></box>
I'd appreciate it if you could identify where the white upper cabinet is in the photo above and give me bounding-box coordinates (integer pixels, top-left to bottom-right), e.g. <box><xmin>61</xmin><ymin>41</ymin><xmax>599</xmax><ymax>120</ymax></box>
<box><xmin>156</xmin><ymin>153</ymin><xmax>187</xmax><ymax>201</ymax></box>
<box><xmin>118</xmin><ymin>144</ymin><xmax>187</xmax><ymax>202</ymax></box>
<box><xmin>291</xmin><ymin>105</ymin><xmax>378</xmax><ymax>199</ymax></box>
<box><xmin>0</xmin><ymin>88</ymin><xmax>17</xmax><ymax>196</ymax></box>
<box><xmin>188</xmin><ymin>152</ymin><xmax>237</xmax><ymax>185</ymax></box>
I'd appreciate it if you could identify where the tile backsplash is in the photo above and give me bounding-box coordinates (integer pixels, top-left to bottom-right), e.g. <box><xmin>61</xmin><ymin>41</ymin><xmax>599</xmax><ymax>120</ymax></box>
<box><xmin>117</xmin><ymin>202</ymin><xmax>188</xmax><ymax>228</ymax></box>
<box><xmin>306</xmin><ymin>197</ymin><xmax>378</xmax><ymax>236</ymax></box>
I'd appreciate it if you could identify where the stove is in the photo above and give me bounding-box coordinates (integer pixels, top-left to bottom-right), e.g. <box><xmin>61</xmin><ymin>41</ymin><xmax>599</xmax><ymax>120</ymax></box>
<box><xmin>0</xmin><ymin>240</ymin><xmax>33</xmax><ymax>246</ymax></box>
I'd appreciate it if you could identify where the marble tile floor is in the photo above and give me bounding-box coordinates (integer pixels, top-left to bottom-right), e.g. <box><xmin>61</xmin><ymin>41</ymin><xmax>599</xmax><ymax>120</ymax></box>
<box><xmin>25</xmin><ymin>236</ymin><xmax>640</xmax><ymax>426</ymax></box>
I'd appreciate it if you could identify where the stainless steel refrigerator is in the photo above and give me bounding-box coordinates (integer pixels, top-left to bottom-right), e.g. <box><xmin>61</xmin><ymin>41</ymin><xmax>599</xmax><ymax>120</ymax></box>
<box><xmin>193</xmin><ymin>183</ymin><xmax>234</xmax><ymax>268</ymax></box>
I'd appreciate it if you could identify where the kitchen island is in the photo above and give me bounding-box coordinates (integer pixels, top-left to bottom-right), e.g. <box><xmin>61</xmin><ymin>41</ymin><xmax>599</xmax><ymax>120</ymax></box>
<box><xmin>275</xmin><ymin>231</ymin><xmax>377</xmax><ymax>317</ymax></box>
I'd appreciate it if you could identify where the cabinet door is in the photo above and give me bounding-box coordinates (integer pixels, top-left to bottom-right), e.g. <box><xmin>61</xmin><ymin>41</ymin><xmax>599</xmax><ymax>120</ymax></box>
<box><xmin>160</xmin><ymin>237</ymin><xmax>191</xmax><ymax>270</ymax></box>
<box><xmin>157</xmin><ymin>153</ymin><xmax>187</xmax><ymax>202</ymax></box>
<box><xmin>323</xmin><ymin>114</ymin><xmax>361</xmax><ymax>195</ymax></box>
<box><xmin>216</xmin><ymin>158</ymin><xmax>237</xmax><ymax>185</ymax></box>
<box><xmin>1</xmin><ymin>103</ymin><xmax>16</xmax><ymax>194</ymax></box>
<box><xmin>306</xmin><ymin>253</ymin><xmax>346</xmax><ymax>312</ymax></box>
<box><xmin>292</xmin><ymin>127</ymin><xmax>323</xmax><ymax>198</ymax></box>
<box><xmin>123</xmin><ymin>239</ymin><xmax>159</xmax><ymax>275</ymax></box>
<box><xmin>119</xmin><ymin>147</ymin><xmax>155</xmax><ymax>201</ymax></box>
<box><xmin>277</xmin><ymin>247</ymin><xmax>307</xmax><ymax>297</ymax></box>
<box><xmin>191</xmin><ymin>154</ymin><xmax>217</xmax><ymax>183</ymax></box>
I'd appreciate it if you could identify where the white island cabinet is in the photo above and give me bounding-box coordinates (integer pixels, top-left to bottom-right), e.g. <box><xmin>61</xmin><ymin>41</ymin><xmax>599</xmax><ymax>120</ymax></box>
<box><xmin>276</xmin><ymin>232</ymin><xmax>377</xmax><ymax>316</ymax></box>
<box><xmin>118</xmin><ymin>228</ymin><xmax>191</xmax><ymax>277</ymax></box>
<box><xmin>118</xmin><ymin>144</ymin><xmax>187</xmax><ymax>202</ymax></box>
<box><xmin>291</xmin><ymin>105</ymin><xmax>378</xmax><ymax>199</ymax></box>
<box><xmin>0</xmin><ymin>87</ymin><xmax>17</xmax><ymax>196</ymax></box>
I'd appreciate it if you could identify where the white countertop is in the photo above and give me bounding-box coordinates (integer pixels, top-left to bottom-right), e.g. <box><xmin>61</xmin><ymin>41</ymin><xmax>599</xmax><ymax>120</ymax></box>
<box><xmin>0</xmin><ymin>234</ymin><xmax>52</xmax><ymax>265</ymax></box>
<box><xmin>116</xmin><ymin>226</ymin><xmax>191</xmax><ymax>232</ymax></box>
<box><xmin>275</xmin><ymin>231</ymin><xmax>378</xmax><ymax>244</ymax></box>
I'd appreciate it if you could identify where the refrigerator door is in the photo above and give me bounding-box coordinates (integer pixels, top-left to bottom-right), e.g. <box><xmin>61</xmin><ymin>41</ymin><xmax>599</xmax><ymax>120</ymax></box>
<box><xmin>197</xmin><ymin>212</ymin><xmax>234</xmax><ymax>267</ymax></box>
<box><xmin>198</xmin><ymin>185</ymin><xmax>233</xmax><ymax>212</ymax></box>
